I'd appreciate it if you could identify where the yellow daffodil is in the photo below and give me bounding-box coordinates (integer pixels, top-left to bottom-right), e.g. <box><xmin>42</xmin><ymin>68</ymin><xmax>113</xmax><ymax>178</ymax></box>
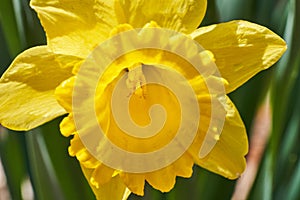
<box><xmin>0</xmin><ymin>0</ymin><xmax>286</xmax><ymax>199</ymax></box>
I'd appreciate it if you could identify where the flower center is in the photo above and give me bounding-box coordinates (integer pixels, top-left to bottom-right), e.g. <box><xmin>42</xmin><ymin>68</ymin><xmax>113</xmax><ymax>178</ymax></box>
<box><xmin>125</xmin><ymin>62</ymin><xmax>147</xmax><ymax>99</ymax></box>
<box><xmin>96</xmin><ymin>62</ymin><xmax>182</xmax><ymax>153</ymax></box>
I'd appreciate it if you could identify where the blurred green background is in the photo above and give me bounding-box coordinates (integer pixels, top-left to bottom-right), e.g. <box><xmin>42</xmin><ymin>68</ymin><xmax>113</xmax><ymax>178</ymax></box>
<box><xmin>0</xmin><ymin>0</ymin><xmax>299</xmax><ymax>199</ymax></box>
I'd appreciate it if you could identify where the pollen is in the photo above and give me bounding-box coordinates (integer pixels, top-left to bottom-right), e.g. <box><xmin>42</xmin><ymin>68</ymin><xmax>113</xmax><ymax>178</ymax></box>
<box><xmin>126</xmin><ymin>63</ymin><xmax>147</xmax><ymax>98</ymax></box>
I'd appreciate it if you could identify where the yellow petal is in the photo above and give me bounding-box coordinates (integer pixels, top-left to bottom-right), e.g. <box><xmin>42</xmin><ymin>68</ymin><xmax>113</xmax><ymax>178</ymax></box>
<box><xmin>191</xmin><ymin>20</ymin><xmax>287</xmax><ymax>93</ymax></box>
<box><xmin>30</xmin><ymin>0</ymin><xmax>118</xmax><ymax>58</ymax></box>
<box><xmin>191</xmin><ymin>96</ymin><xmax>248</xmax><ymax>179</ymax></box>
<box><xmin>0</xmin><ymin>46</ymin><xmax>76</xmax><ymax>131</ymax></box>
<box><xmin>114</xmin><ymin>0</ymin><xmax>207</xmax><ymax>33</ymax></box>
<box><xmin>81</xmin><ymin>165</ymin><xmax>131</xmax><ymax>200</ymax></box>
<box><xmin>55</xmin><ymin>77</ymin><xmax>75</xmax><ymax>113</ymax></box>
<box><xmin>145</xmin><ymin>166</ymin><xmax>176</xmax><ymax>193</ymax></box>
<box><xmin>119</xmin><ymin>173</ymin><xmax>145</xmax><ymax>196</ymax></box>
<box><xmin>60</xmin><ymin>114</ymin><xmax>76</xmax><ymax>137</ymax></box>
<box><xmin>144</xmin><ymin>153</ymin><xmax>193</xmax><ymax>193</ymax></box>
<box><xmin>172</xmin><ymin>153</ymin><xmax>194</xmax><ymax>178</ymax></box>
<box><xmin>90</xmin><ymin>164</ymin><xmax>115</xmax><ymax>186</ymax></box>
<box><xmin>69</xmin><ymin>134</ymin><xmax>99</xmax><ymax>169</ymax></box>
<box><xmin>119</xmin><ymin>153</ymin><xmax>193</xmax><ymax>196</ymax></box>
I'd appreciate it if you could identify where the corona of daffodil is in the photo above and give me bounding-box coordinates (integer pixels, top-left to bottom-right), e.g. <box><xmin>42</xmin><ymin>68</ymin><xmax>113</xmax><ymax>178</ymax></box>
<box><xmin>0</xmin><ymin>0</ymin><xmax>286</xmax><ymax>199</ymax></box>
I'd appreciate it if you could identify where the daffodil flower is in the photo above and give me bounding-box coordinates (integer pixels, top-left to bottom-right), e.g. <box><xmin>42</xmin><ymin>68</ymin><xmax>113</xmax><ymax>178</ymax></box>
<box><xmin>0</xmin><ymin>0</ymin><xmax>286</xmax><ymax>199</ymax></box>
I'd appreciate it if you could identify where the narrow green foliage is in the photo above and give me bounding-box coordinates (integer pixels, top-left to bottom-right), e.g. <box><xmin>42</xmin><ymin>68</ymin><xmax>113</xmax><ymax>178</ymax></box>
<box><xmin>0</xmin><ymin>0</ymin><xmax>299</xmax><ymax>200</ymax></box>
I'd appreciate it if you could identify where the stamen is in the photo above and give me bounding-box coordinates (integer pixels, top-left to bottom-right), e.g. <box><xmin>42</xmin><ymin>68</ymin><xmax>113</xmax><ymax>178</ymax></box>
<box><xmin>126</xmin><ymin>63</ymin><xmax>147</xmax><ymax>98</ymax></box>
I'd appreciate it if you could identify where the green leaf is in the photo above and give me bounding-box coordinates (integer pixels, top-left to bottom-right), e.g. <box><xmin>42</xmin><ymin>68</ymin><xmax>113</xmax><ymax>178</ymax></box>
<box><xmin>0</xmin><ymin>128</ymin><xmax>28</xmax><ymax>200</ymax></box>
<box><xmin>26</xmin><ymin>119</ymin><xmax>94</xmax><ymax>200</ymax></box>
<box><xmin>0</xmin><ymin>0</ymin><xmax>25</xmax><ymax>57</ymax></box>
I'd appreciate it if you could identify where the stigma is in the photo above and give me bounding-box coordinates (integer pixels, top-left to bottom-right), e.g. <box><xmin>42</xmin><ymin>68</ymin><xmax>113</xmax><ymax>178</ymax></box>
<box><xmin>126</xmin><ymin>63</ymin><xmax>147</xmax><ymax>98</ymax></box>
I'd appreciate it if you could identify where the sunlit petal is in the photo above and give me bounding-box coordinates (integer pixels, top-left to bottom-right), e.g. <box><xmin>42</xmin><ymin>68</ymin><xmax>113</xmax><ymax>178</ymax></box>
<box><xmin>0</xmin><ymin>46</ymin><xmax>78</xmax><ymax>130</ymax></box>
<box><xmin>192</xmin><ymin>20</ymin><xmax>287</xmax><ymax>93</ymax></box>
